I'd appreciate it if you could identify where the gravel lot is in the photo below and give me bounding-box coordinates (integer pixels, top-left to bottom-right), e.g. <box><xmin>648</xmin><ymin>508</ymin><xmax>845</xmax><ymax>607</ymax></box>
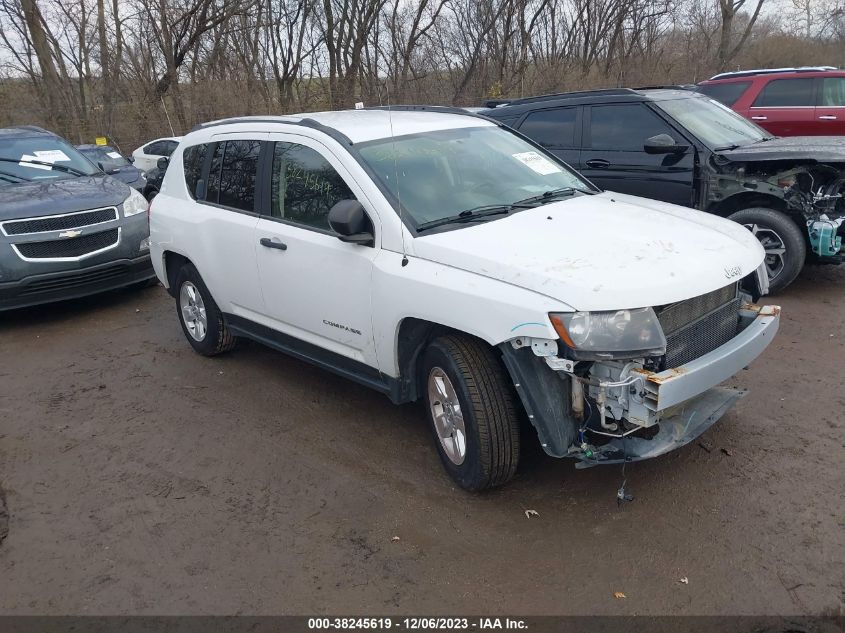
<box><xmin>0</xmin><ymin>265</ymin><xmax>843</xmax><ymax>616</ymax></box>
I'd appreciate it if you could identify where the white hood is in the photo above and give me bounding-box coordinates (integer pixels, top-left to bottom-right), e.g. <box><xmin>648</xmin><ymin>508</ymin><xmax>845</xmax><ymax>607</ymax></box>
<box><xmin>412</xmin><ymin>192</ymin><xmax>765</xmax><ymax>311</ymax></box>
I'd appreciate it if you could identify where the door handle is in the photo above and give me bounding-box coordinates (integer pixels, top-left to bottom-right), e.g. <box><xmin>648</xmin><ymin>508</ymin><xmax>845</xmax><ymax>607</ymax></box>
<box><xmin>585</xmin><ymin>159</ymin><xmax>610</xmax><ymax>169</ymax></box>
<box><xmin>819</xmin><ymin>115</ymin><xmax>838</xmax><ymax>120</ymax></box>
<box><xmin>260</xmin><ymin>237</ymin><xmax>287</xmax><ymax>251</ymax></box>
<box><xmin>751</xmin><ymin>116</ymin><xmax>768</xmax><ymax>121</ymax></box>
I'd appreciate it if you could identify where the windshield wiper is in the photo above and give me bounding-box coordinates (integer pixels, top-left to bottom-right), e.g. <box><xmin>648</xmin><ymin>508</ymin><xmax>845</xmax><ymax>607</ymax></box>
<box><xmin>416</xmin><ymin>204</ymin><xmax>522</xmax><ymax>232</ymax></box>
<box><xmin>514</xmin><ymin>186</ymin><xmax>585</xmax><ymax>206</ymax></box>
<box><xmin>0</xmin><ymin>157</ymin><xmax>89</xmax><ymax>177</ymax></box>
<box><xmin>0</xmin><ymin>169</ymin><xmax>30</xmax><ymax>183</ymax></box>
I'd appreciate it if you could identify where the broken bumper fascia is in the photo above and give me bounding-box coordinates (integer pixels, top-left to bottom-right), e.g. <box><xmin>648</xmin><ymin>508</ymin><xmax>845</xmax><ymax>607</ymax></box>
<box><xmin>632</xmin><ymin>304</ymin><xmax>780</xmax><ymax>411</ymax></box>
<box><xmin>577</xmin><ymin>304</ymin><xmax>780</xmax><ymax>466</ymax></box>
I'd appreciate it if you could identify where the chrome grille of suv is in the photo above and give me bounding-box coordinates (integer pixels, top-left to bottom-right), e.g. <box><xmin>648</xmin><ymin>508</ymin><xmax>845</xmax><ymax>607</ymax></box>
<box><xmin>14</xmin><ymin>229</ymin><xmax>120</xmax><ymax>260</ymax></box>
<box><xmin>656</xmin><ymin>283</ymin><xmax>740</xmax><ymax>369</ymax></box>
<box><xmin>2</xmin><ymin>207</ymin><xmax>118</xmax><ymax>236</ymax></box>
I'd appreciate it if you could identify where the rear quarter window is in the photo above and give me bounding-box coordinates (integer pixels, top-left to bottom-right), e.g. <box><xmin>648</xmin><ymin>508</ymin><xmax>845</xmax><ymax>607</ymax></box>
<box><xmin>698</xmin><ymin>81</ymin><xmax>751</xmax><ymax>106</ymax></box>
<box><xmin>182</xmin><ymin>144</ymin><xmax>208</xmax><ymax>199</ymax></box>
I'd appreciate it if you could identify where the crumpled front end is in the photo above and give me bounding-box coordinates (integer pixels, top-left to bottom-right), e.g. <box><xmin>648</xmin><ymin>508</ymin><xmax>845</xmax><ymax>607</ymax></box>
<box><xmin>500</xmin><ymin>282</ymin><xmax>779</xmax><ymax>466</ymax></box>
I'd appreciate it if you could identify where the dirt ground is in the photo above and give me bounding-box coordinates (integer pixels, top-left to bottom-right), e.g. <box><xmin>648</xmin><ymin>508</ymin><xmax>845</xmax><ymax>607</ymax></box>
<box><xmin>0</xmin><ymin>265</ymin><xmax>843</xmax><ymax>617</ymax></box>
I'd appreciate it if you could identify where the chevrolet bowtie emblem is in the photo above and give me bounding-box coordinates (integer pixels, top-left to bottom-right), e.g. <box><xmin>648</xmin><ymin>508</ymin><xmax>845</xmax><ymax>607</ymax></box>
<box><xmin>58</xmin><ymin>230</ymin><xmax>82</xmax><ymax>238</ymax></box>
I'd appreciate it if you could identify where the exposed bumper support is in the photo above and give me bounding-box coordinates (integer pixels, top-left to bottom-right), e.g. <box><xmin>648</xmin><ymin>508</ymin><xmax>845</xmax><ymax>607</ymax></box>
<box><xmin>575</xmin><ymin>386</ymin><xmax>745</xmax><ymax>467</ymax></box>
<box><xmin>632</xmin><ymin>304</ymin><xmax>780</xmax><ymax>411</ymax></box>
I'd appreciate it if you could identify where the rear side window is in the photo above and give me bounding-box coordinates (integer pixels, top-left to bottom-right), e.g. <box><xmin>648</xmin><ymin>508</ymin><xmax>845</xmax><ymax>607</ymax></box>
<box><xmin>204</xmin><ymin>140</ymin><xmax>261</xmax><ymax>212</ymax></box>
<box><xmin>270</xmin><ymin>142</ymin><xmax>355</xmax><ymax>231</ymax></box>
<box><xmin>753</xmin><ymin>78</ymin><xmax>815</xmax><ymax>107</ymax></box>
<box><xmin>218</xmin><ymin>140</ymin><xmax>261</xmax><ymax>212</ymax></box>
<box><xmin>820</xmin><ymin>77</ymin><xmax>845</xmax><ymax>106</ymax></box>
<box><xmin>518</xmin><ymin>108</ymin><xmax>577</xmax><ymax>147</ymax></box>
<box><xmin>698</xmin><ymin>81</ymin><xmax>751</xmax><ymax>106</ymax></box>
<box><xmin>161</xmin><ymin>140</ymin><xmax>178</xmax><ymax>157</ymax></box>
<box><xmin>589</xmin><ymin>104</ymin><xmax>676</xmax><ymax>151</ymax></box>
<box><xmin>182</xmin><ymin>144</ymin><xmax>207</xmax><ymax>199</ymax></box>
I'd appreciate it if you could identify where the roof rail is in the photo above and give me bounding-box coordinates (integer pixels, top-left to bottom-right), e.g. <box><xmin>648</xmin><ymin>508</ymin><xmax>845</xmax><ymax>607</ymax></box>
<box><xmin>709</xmin><ymin>66</ymin><xmax>838</xmax><ymax>80</ymax></box>
<box><xmin>491</xmin><ymin>88</ymin><xmax>638</xmax><ymax>108</ymax></box>
<box><xmin>633</xmin><ymin>84</ymin><xmax>698</xmax><ymax>91</ymax></box>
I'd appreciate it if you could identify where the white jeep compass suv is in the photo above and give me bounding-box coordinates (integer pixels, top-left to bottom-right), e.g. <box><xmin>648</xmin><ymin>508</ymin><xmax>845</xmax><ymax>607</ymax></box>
<box><xmin>149</xmin><ymin>107</ymin><xmax>779</xmax><ymax>491</ymax></box>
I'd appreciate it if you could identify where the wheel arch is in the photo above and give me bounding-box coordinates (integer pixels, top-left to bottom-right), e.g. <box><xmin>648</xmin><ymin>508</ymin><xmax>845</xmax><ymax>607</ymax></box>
<box><xmin>393</xmin><ymin>317</ymin><xmax>503</xmax><ymax>404</ymax></box>
<box><xmin>707</xmin><ymin>192</ymin><xmax>788</xmax><ymax>217</ymax></box>
<box><xmin>162</xmin><ymin>250</ymin><xmax>193</xmax><ymax>297</ymax></box>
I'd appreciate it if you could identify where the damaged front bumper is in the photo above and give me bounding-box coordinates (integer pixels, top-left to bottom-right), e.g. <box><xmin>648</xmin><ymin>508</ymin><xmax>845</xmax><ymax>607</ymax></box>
<box><xmin>501</xmin><ymin>304</ymin><xmax>780</xmax><ymax>466</ymax></box>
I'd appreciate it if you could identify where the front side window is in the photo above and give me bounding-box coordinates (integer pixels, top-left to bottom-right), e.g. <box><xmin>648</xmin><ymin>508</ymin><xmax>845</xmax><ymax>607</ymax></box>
<box><xmin>589</xmin><ymin>104</ymin><xmax>676</xmax><ymax>151</ymax></box>
<box><xmin>182</xmin><ymin>144</ymin><xmax>208</xmax><ymax>199</ymax></box>
<box><xmin>753</xmin><ymin>78</ymin><xmax>815</xmax><ymax>107</ymax></box>
<box><xmin>144</xmin><ymin>141</ymin><xmax>164</xmax><ymax>155</ymax></box>
<box><xmin>270</xmin><ymin>142</ymin><xmax>355</xmax><ymax>231</ymax></box>
<box><xmin>698</xmin><ymin>81</ymin><xmax>751</xmax><ymax>106</ymax></box>
<box><xmin>161</xmin><ymin>140</ymin><xmax>178</xmax><ymax>157</ymax></box>
<box><xmin>655</xmin><ymin>96</ymin><xmax>768</xmax><ymax>149</ymax></box>
<box><xmin>820</xmin><ymin>77</ymin><xmax>845</xmax><ymax>106</ymax></box>
<box><xmin>519</xmin><ymin>107</ymin><xmax>577</xmax><ymax>147</ymax></box>
<box><xmin>357</xmin><ymin>125</ymin><xmax>593</xmax><ymax>229</ymax></box>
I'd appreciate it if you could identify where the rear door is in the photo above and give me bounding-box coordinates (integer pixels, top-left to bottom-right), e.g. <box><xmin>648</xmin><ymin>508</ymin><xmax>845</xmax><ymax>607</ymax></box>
<box><xmin>748</xmin><ymin>77</ymin><xmax>818</xmax><ymax>136</ymax></box>
<box><xmin>190</xmin><ymin>135</ymin><xmax>267</xmax><ymax>316</ymax></box>
<box><xmin>816</xmin><ymin>76</ymin><xmax>845</xmax><ymax>135</ymax></box>
<box><xmin>252</xmin><ymin>134</ymin><xmax>381</xmax><ymax>370</ymax></box>
<box><xmin>515</xmin><ymin>106</ymin><xmax>581</xmax><ymax>168</ymax></box>
<box><xmin>580</xmin><ymin>103</ymin><xmax>695</xmax><ymax>207</ymax></box>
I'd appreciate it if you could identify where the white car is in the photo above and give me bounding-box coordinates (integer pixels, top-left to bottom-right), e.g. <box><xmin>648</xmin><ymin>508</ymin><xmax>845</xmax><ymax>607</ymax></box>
<box><xmin>131</xmin><ymin>136</ymin><xmax>182</xmax><ymax>172</ymax></box>
<box><xmin>149</xmin><ymin>108</ymin><xmax>779</xmax><ymax>491</ymax></box>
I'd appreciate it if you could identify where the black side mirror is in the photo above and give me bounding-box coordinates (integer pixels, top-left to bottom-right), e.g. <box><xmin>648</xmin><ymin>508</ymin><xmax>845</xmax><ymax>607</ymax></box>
<box><xmin>328</xmin><ymin>200</ymin><xmax>374</xmax><ymax>246</ymax></box>
<box><xmin>127</xmin><ymin>156</ymin><xmax>135</xmax><ymax>164</ymax></box>
<box><xmin>644</xmin><ymin>133</ymin><xmax>689</xmax><ymax>155</ymax></box>
<box><xmin>157</xmin><ymin>156</ymin><xmax>170</xmax><ymax>171</ymax></box>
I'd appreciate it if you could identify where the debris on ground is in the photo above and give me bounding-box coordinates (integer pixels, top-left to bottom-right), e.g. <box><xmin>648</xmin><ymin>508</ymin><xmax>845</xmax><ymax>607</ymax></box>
<box><xmin>679</xmin><ymin>577</ymin><xmax>689</xmax><ymax>585</ymax></box>
<box><xmin>613</xmin><ymin>592</ymin><xmax>626</xmax><ymax>599</ymax></box>
<box><xmin>391</xmin><ymin>536</ymin><xmax>400</xmax><ymax>542</ymax></box>
<box><xmin>524</xmin><ymin>509</ymin><xmax>539</xmax><ymax>519</ymax></box>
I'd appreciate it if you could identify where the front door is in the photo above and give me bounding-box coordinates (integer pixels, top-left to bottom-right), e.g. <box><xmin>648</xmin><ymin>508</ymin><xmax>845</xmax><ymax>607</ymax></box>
<box><xmin>253</xmin><ymin>136</ymin><xmax>381</xmax><ymax>370</ymax></box>
<box><xmin>580</xmin><ymin>103</ymin><xmax>695</xmax><ymax>207</ymax></box>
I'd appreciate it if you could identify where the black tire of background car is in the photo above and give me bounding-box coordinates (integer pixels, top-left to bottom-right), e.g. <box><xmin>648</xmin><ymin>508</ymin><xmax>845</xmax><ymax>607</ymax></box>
<box><xmin>422</xmin><ymin>335</ymin><xmax>520</xmax><ymax>491</ymax></box>
<box><xmin>174</xmin><ymin>263</ymin><xmax>237</xmax><ymax>356</ymax></box>
<box><xmin>729</xmin><ymin>207</ymin><xmax>807</xmax><ymax>294</ymax></box>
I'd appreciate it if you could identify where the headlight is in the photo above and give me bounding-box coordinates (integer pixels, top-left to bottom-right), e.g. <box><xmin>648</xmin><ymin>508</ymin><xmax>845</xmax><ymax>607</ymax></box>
<box><xmin>549</xmin><ymin>307</ymin><xmax>666</xmax><ymax>360</ymax></box>
<box><xmin>123</xmin><ymin>187</ymin><xmax>148</xmax><ymax>217</ymax></box>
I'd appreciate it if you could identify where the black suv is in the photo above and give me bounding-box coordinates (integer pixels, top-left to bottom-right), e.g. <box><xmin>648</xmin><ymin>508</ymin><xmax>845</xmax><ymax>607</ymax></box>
<box><xmin>0</xmin><ymin>126</ymin><xmax>156</xmax><ymax>310</ymax></box>
<box><xmin>482</xmin><ymin>88</ymin><xmax>845</xmax><ymax>292</ymax></box>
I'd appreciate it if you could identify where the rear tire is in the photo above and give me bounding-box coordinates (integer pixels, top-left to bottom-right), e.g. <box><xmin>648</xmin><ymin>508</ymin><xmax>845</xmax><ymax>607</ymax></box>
<box><xmin>174</xmin><ymin>263</ymin><xmax>236</xmax><ymax>356</ymax></box>
<box><xmin>729</xmin><ymin>207</ymin><xmax>806</xmax><ymax>293</ymax></box>
<box><xmin>421</xmin><ymin>335</ymin><xmax>520</xmax><ymax>491</ymax></box>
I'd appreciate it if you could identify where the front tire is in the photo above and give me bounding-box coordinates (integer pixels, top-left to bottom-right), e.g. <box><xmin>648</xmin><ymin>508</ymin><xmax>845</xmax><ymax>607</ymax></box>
<box><xmin>729</xmin><ymin>207</ymin><xmax>806</xmax><ymax>293</ymax></box>
<box><xmin>174</xmin><ymin>263</ymin><xmax>236</xmax><ymax>356</ymax></box>
<box><xmin>421</xmin><ymin>335</ymin><xmax>520</xmax><ymax>491</ymax></box>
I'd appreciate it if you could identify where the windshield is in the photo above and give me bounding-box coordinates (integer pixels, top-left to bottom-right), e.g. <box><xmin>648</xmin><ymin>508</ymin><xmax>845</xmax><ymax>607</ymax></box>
<box><xmin>357</xmin><ymin>125</ymin><xmax>594</xmax><ymax>229</ymax></box>
<box><xmin>654</xmin><ymin>96</ymin><xmax>770</xmax><ymax>149</ymax></box>
<box><xmin>0</xmin><ymin>135</ymin><xmax>100</xmax><ymax>186</ymax></box>
<box><xmin>80</xmin><ymin>146</ymin><xmax>131</xmax><ymax>167</ymax></box>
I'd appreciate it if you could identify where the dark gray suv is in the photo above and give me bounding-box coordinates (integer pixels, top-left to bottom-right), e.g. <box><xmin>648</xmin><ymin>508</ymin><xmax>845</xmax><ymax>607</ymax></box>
<box><xmin>0</xmin><ymin>126</ymin><xmax>156</xmax><ymax>310</ymax></box>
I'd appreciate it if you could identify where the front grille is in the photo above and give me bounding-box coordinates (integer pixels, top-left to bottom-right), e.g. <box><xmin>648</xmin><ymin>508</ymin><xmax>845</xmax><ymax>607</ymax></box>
<box><xmin>657</xmin><ymin>284</ymin><xmax>740</xmax><ymax>368</ymax></box>
<box><xmin>18</xmin><ymin>264</ymin><xmax>128</xmax><ymax>296</ymax></box>
<box><xmin>15</xmin><ymin>229</ymin><xmax>120</xmax><ymax>259</ymax></box>
<box><xmin>2</xmin><ymin>208</ymin><xmax>117</xmax><ymax>235</ymax></box>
